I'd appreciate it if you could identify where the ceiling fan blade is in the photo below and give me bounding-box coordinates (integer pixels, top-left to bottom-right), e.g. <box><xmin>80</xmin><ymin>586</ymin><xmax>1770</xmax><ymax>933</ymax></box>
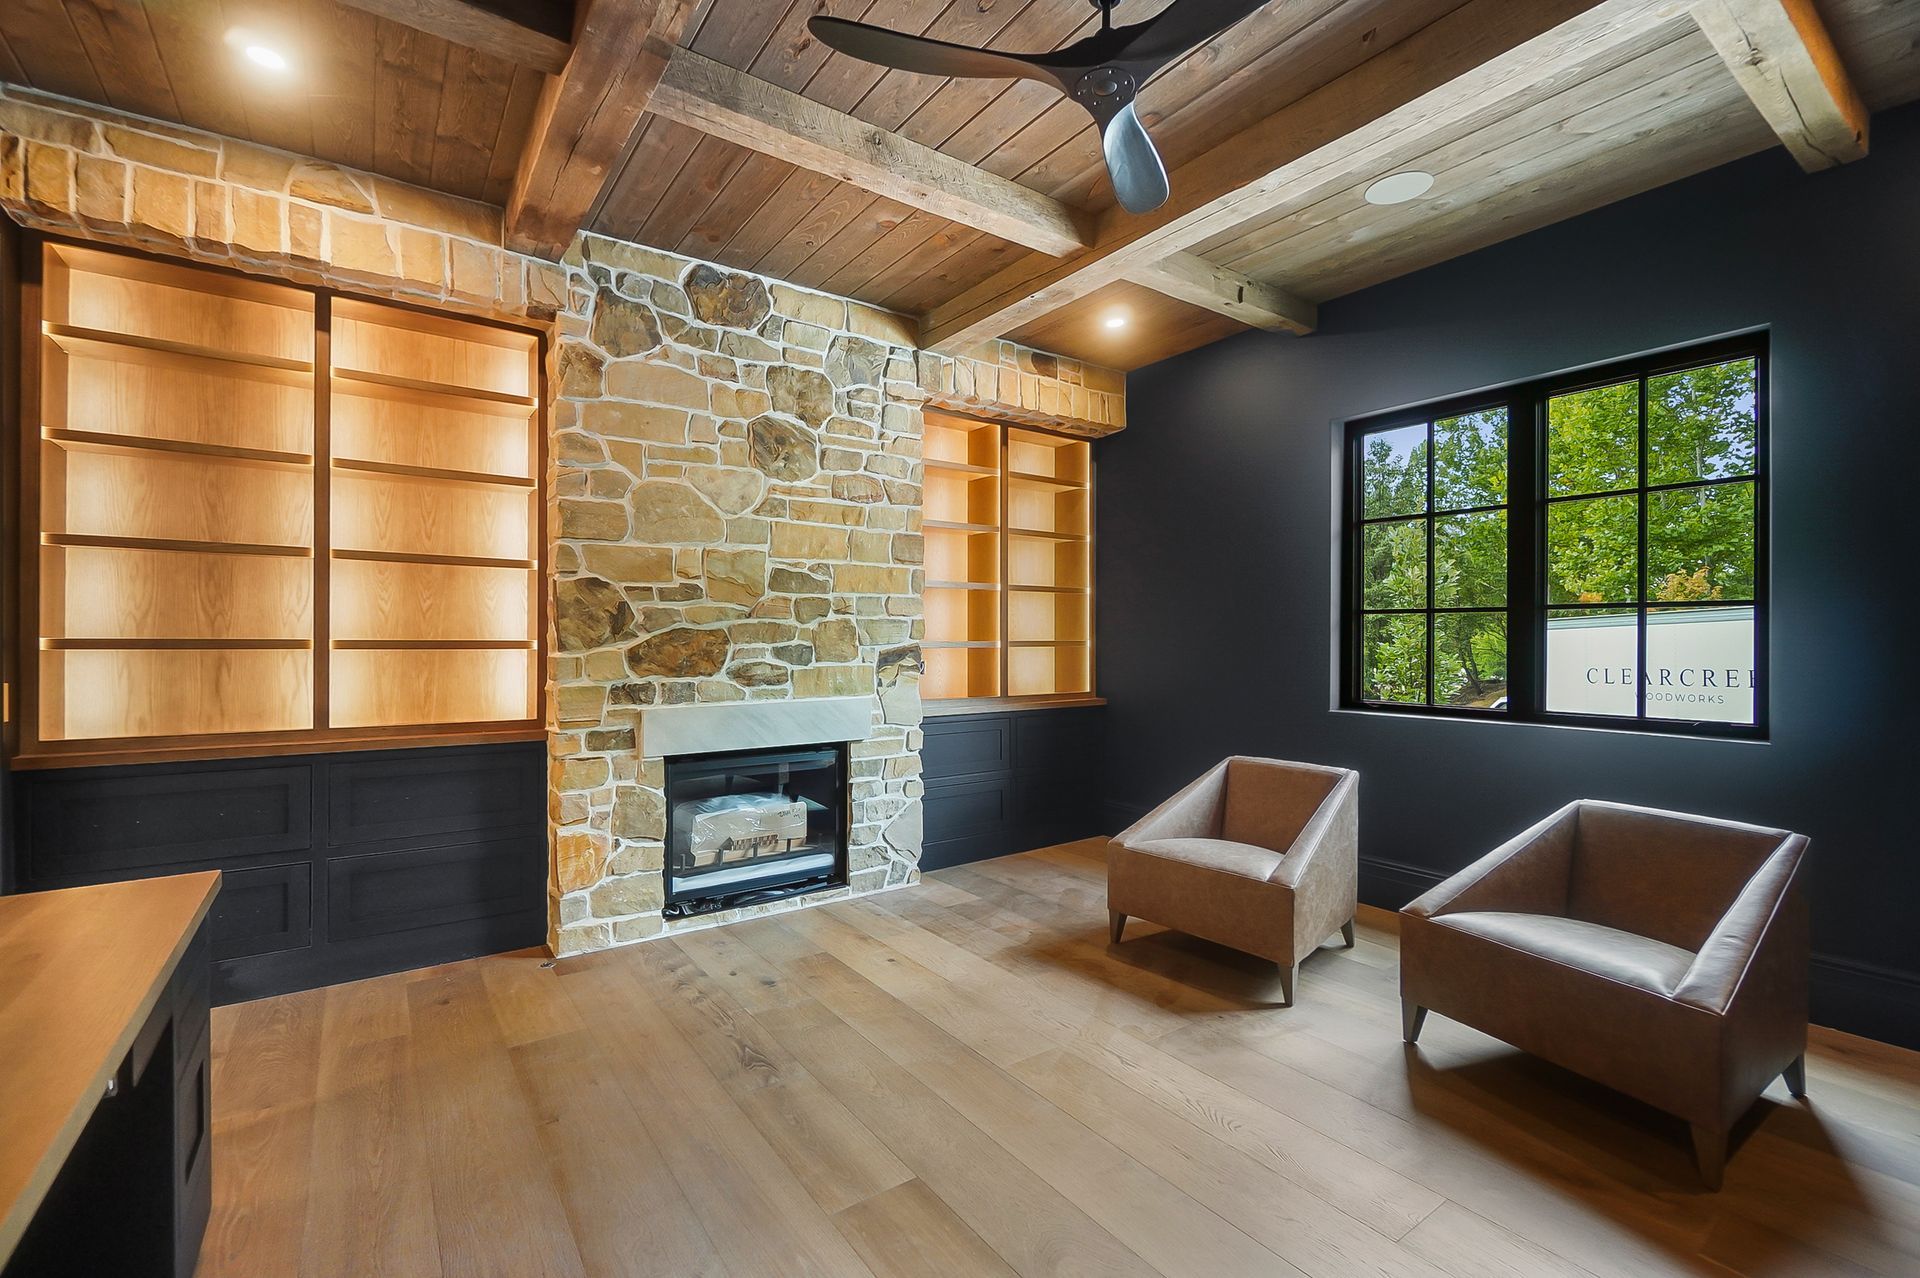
<box><xmin>808</xmin><ymin>17</ymin><xmax>1057</xmax><ymax>86</ymax></box>
<box><xmin>1103</xmin><ymin>102</ymin><xmax>1170</xmax><ymax>215</ymax></box>
<box><xmin>1112</xmin><ymin>0</ymin><xmax>1274</xmax><ymax>69</ymax></box>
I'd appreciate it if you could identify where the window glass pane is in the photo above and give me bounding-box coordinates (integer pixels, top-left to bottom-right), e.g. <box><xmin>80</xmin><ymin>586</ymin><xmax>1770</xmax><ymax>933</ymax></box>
<box><xmin>1545</xmin><ymin>608</ymin><xmax>1638</xmax><ymax>716</ymax></box>
<box><xmin>1361</xmin><ymin>423</ymin><xmax>1428</xmax><ymax>519</ymax></box>
<box><xmin>1647</xmin><ymin>480</ymin><xmax>1755</xmax><ymax>602</ymax></box>
<box><xmin>1433</xmin><ymin>409</ymin><xmax>1507</xmax><ymax>511</ymax></box>
<box><xmin>1648</xmin><ymin>358</ymin><xmax>1756</xmax><ymax>485</ymax></box>
<box><xmin>1362</xmin><ymin>614</ymin><xmax>1427</xmax><ymax>704</ymax></box>
<box><xmin>1434</xmin><ymin>510</ymin><xmax>1506</xmax><ymax>608</ymax></box>
<box><xmin>1362</xmin><ymin>519</ymin><xmax>1426</xmax><ymax>610</ymax></box>
<box><xmin>1547</xmin><ymin>380</ymin><xmax>1638</xmax><ymax>496</ymax></box>
<box><xmin>1546</xmin><ymin>494</ymin><xmax>1638</xmax><ymax>604</ymax></box>
<box><xmin>1434</xmin><ymin>612</ymin><xmax>1507</xmax><ymax>709</ymax></box>
<box><xmin>1646</xmin><ymin>605</ymin><xmax>1757</xmax><ymax>724</ymax></box>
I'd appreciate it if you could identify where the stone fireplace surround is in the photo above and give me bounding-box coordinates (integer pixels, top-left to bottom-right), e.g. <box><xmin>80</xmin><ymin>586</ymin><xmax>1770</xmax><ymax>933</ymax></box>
<box><xmin>0</xmin><ymin>84</ymin><xmax>1129</xmax><ymax>963</ymax></box>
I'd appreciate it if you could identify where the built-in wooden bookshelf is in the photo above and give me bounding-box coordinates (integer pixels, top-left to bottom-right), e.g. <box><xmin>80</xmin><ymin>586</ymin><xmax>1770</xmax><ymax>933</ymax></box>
<box><xmin>17</xmin><ymin>239</ymin><xmax>544</xmax><ymax>766</ymax></box>
<box><xmin>922</xmin><ymin>410</ymin><xmax>1093</xmax><ymax>703</ymax></box>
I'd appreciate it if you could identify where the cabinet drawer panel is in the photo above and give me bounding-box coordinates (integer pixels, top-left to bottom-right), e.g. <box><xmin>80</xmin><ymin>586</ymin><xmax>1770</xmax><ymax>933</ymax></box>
<box><xmin>23</xmin><ymin>763</ymin><xmax>312</xmax><ymax>880</ymax></box>
<box><xmin>325</xmin><ymin>836</ymin><xmax>543</xmax><ymax>941</ymax></box>
<box><xmin>210</xmin><ymin>864</ymin><xmax>310</xmax><ymax>961</ymax></box>
<box><xmin>326</xmin><ymin>746</ymin><xmax>543</xmax><ymax>847</ymax></box>
<box><xmin>922</xmin><ymin>717</ymin><xmax>1012</xmax><ymax>781</ymax></box>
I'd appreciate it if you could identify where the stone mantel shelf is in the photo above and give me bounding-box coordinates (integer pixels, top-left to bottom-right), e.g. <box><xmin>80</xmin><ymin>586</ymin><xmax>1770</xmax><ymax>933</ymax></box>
<box><xmin>637</xmin><ymin>697</ymin><xmax>878</xmax><ymax>759</ymax></box>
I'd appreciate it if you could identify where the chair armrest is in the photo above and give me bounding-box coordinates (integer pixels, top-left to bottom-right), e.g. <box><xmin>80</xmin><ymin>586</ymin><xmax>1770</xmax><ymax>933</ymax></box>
<box><xmin>1403</xmin><ymin>802</ymin><xmax>1578</xmax><ymax>920</ymax></box>
<box><xmin>1674</xmin><ymin>835</ymin><xmax>1808</xmax><ymax>1015</ymax></box>
<box><xmin>1271</xmin><ymin>771</ymin><xmax>1358</xmax><ymax>889</ymax></box>
<box><xmin>1115</xmin><ymin>760</ymin><xmax>1228</xmax><ymax>845</ymax></box>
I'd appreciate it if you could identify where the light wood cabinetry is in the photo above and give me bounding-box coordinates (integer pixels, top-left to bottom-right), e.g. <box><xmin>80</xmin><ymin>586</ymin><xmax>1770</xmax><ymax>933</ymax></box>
<box><xmin>17</xmin><ymin>240</ymin><xmax>544</xmax><ymax>767</ymax></box>
<box><xmin>922</xmin><ymin>410</ymin><xmax>1094</xmax><ymax>703</ymax></box>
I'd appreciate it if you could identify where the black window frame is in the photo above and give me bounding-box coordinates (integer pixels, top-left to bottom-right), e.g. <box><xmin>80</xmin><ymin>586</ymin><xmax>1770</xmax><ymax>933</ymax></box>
<box><xmin>1339</xmin><ymin>333</ymin><xmax>1769</xmax><ymax>740</ymax></box>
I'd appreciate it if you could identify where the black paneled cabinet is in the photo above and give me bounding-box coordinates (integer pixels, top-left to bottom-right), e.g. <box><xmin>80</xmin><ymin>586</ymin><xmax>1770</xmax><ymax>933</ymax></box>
<box><xmin>921</xmin><ymin>706</ymin><xmax>1106</xmax><ymax>869</ymax></box>
<box><xmin>8</xmin><ymin>742</ymin><xmax>546</xmax><ymax>1003</ymax></box>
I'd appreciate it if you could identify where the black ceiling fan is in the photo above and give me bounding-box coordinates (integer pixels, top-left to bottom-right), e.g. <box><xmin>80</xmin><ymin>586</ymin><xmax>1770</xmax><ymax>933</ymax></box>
<box><xmin>808</xmin><ymin>0</ymin><xmax>1270</xmax><ymax>216</ymax></box>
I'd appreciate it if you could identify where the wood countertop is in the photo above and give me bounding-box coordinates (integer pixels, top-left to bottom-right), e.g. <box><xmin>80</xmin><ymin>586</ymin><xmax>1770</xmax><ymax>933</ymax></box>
<box><xmin>0</xmin><ymin>871</ymin><xmax>219</xmax><ymax>1265</ymax></box>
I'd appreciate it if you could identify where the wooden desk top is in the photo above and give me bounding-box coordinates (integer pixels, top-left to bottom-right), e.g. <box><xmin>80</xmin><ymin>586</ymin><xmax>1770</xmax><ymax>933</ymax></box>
<box><xmin>0</xmin><ymin>871</ymin><xmax>219</xmax><ymax>1265</ymax></box>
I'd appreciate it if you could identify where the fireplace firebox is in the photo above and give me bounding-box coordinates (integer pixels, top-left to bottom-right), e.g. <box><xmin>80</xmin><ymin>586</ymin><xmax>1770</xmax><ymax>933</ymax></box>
<box><xmin>662</xmin><ymin>744</ymin><xmax>849</xmax><ymax>918</ymax></box>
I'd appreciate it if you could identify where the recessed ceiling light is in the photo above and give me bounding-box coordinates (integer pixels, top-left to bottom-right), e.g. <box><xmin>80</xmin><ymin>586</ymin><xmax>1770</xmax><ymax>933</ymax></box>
<box><xmin>1102</xmin><ymin>313</ymin><xmax>1128</xmax><ymax>330</ymax></box>
<box><xmin>1365</xmin><ymin>171</ymin><xmax>1435</xmax><ymax>206</ymax></box>
<box><xmin>226</xmin><ymin>27</ymin><xmax>293</xmax><ymax>74</ymax></box>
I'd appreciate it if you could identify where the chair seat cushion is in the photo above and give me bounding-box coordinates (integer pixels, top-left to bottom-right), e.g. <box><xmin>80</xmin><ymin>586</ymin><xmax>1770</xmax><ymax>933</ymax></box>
<box><xmin>1127</xmin><ymin>837</ymin><xmax>1284</xmax><ymax>882</ymax></box>
<box><xmin>1433</xmin><ymin>911</ymin><xmax>1696</xmax><ymax>995</ymax></box>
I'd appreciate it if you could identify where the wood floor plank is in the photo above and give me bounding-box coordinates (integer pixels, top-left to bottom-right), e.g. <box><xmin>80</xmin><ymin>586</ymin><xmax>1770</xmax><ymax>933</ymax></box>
<box><xmin>299</xmin><ymin>1034</ymin><xmax>441</xmax><ymax>1278</ymax></box>
<box><xmin>834</xmin><ymin>1179</ymin><xmax>1021</xmax><ymax>1278</ymax></box>
<box><xmin>847</xmin><ymin>893</ymin><xmax>1447</xmax><ymax>1240</ymax></box>
<box><xmin>775</xmin><ymin>940</ymin><xmax>1306</xmax><ymax>1278</ymax></box>
<box><xmin>755</xmin><ymin>995</ymin><xmax>1163</xmax><ymax>1278</ymax></box>
<box><xmin>507</xmin><ymin>1028</ymin><xmax>730</xmax><ymax>1278</ymax></box>
<box><xmin>202</xmin><ymin>845</ymin><xmax>1920</xmax><ymax>1278</ymax></box>
<box><xmin>406</xmin><ymin>967</ymin><xmax>590</xmax><ymax>1278</ymax></box>
<box><xmin>477</xmin><ymin>948</ymin><xmax>583</xmax><ymax>1048</ymax></box>
<box><xmin>553</xmin><ymin>954</ymin><xmax>877</xmax><ymax>1278</ymax></box>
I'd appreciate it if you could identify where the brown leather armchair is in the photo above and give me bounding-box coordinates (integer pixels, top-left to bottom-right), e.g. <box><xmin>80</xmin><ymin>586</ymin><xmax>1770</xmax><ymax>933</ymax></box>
<box><xmin>1400</xmin><ymin>800</ymin><xmax>1810</xmax><ymax>1189</ymax></box>
<box><xmin>1108</xmin><ymin>757</ymin><xmax>1358</xmax><ymax>1004</ymax></box>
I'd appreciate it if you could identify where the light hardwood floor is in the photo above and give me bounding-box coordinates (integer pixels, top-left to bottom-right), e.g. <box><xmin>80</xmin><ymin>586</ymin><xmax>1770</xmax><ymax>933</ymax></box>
<box><xmin>199</xmin><ymin>840</ymin><xmax>1920</xmax><ymax>1277</ymax></box>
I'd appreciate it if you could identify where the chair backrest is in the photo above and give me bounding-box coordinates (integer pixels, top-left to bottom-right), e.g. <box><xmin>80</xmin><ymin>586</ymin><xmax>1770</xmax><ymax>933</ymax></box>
<box><xmin>1566</xmin><ymin>802</ymin><xmax>1791</xmax><ymax>951</ymax></box>
<box><xmin>1222</xmin><ymin>758</ymin><xmax>1342</xmax><ymax>856</ymax></box>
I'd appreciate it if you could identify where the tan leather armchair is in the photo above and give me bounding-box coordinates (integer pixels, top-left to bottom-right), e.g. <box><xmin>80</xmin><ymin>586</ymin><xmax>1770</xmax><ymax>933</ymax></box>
<box><xmin>1400</xmin><ymin>800</ymin><xmax>1810</xmax><ymax>1189</ymax></box>
<box><xmin>1108</xmin><ymin>757</ymin><xmax>1358</xmax><ymax>1004</ymax></box>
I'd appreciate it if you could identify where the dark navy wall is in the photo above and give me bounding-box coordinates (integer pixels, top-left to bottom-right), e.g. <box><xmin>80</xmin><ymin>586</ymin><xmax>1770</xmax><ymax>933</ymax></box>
<box><xmin>1100</xmin><ymin>104</ymin><xmax>1920</xmax><ymax>1046</ymax></box>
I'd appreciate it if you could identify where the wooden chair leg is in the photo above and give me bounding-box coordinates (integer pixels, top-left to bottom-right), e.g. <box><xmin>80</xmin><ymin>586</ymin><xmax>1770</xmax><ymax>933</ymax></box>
<box><xmin>1783</xmin><ymin>1053</ymin><xmax>1807</xmax><ymax>1098</ymax></box>
<box><xmin>1401</xmin><ymin>1000</ymin><xmax>1427</xmax><ymax>1044</ymax></box>
<box><xmin>1108</xmin><ymin>911</ymin><xmax>1126</xmax><ymax>944</ymax></box>
<box><xmin>1340</xmin><ymin>918</ymin><xmax>1356</xmax><ymax>948</ymax></box>
<box><xmin>1278</xmin><ymin>962</ymin><xmax>1296</xmax><ymax>1007</ymax></box>
<box><xmin>1691</xmin><ymin>1123</ymin><xmax>1726</xmax><ymax>1191</ymax></box>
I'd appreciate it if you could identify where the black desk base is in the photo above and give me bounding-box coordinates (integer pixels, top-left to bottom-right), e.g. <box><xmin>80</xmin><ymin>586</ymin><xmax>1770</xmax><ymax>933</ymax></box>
<box><xmin>4</xmin><ymin>922</ymin><xmax>211</xmax><ymax>1278</ymax></box>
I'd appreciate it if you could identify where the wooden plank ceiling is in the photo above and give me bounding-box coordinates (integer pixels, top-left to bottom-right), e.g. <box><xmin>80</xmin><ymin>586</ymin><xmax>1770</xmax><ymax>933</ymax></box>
<box><xmin>4</xmin><ymin>1</ymin><xmax>1918</xmax><ymax>370</ymax></box>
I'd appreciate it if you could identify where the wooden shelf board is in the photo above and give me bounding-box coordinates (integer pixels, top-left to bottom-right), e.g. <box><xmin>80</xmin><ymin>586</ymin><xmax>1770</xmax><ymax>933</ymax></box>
<box><xmin>41</xmin><ymin>638</ymin><xmax>311</xmax><ymax>650</ymax></box>
<box><xmin>331</xmin><ymin>548</ymin><xmax>537</xmax><ymax>571</ymax></box>
<box><xmin>332</xmin><ymin>366</ymin><xmax>537</xmax><ymax>411</ymax></box>
<box><xmin>925</xmin><ymin>459</ymin><xmax>1000</xmax><ymax>477</ymax></box>
<box><xmin>925</xmin><ymin>520</ymin><xmax>999</xmax><ymax>534</ymax></box>
<box><xmin>43</xmin><ymin>534</ymin><xmax>313</xmax><ymax>558</ymax></box>
<box><xmin>46</xmin><ymin>323</ymin><xmax>314</xmax><ymax>377</ymax></box>
<box><xmin>1007</xmin><ymin>527</ymin><xmax>1084</xmax><ymax>542</ymax></box>
<box><xmin>922</xmin><ymin>694</ymin><xmax>1106</xmax><ymax>717</ymax></box>
<box><xmin>1007</xmin><ymin>470</ymin><xmax>1087</xmax><ymax>490</ymax></box>
<box><xmin>332</xmin><ymin>457</ymin><xmax>536</xmax><ymax>488</ymax></box>
<box><xmin>331</xmin><ymin>639</ymin><xmax>537</xmax><ymax>650</ymax></box>
<box><xmin>1008</xmin><ymin>640</ymin><xmax>1090</xmax><ymax>648</ymax></box>
<box><xmin>45</xmin><ymin>428</ymin><xmax>312</xmax><ymax>468</ymax></box>
<box><xmin>924</xmin><ymin>641</ymin><xmax>1000</xmax><ymax>649</ymax></box>
<box><xmin>1008</xmin><ymin>584</ymin><xmax>1089</xmax><ymax>594</ymax></box>
<box><xmin>8</xmin><ymin>723</ymin><xmax>546</xmax><ymax>771</ymax></box>
<box><xmin>926</xmin><ymin>580</ymin><xmax>999</xmax><ymax>591</ymax></box>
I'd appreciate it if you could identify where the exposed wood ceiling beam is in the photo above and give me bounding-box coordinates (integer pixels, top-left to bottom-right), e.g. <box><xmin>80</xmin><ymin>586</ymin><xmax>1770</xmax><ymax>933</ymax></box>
<box><xmin>1690</xmin><ymin>0</ymin><xmax>1868</xmax><ymax>170</ymax></box>
<box><xmin>649</xmin><ymin>48</ymin><xmax>1092</xmax><ymax>256</ymax></box>
<box><xmin>918</xmin><ymin>0</ymin><xmax>1693</xmax><ymax>354</ymax></box>
<box><xmin>1132</xmin><ymin>256</ymin><xmax>1318</xmax><ymax>335</ymax></box>
<box><xmin>334</xmin><ymin>0</ymin><xmax>574</xmax><ymax>72</ymax></box>
<box><xmin>506</xmin><ymin>0</ymin><xmax>699</xmax><ymax>260</ymax></box>
<box><xmin>644</xmin><ymin>48</ymin><xmax>1318</xmax><ymax>335</ymax></box>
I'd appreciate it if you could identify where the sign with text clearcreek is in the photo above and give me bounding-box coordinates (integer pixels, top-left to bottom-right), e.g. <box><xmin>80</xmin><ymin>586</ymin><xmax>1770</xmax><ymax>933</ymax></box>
<box><xmin>1545</xmin><ymin>607</ymin><xmax>1756</xmax><ymax>724</ymax></box>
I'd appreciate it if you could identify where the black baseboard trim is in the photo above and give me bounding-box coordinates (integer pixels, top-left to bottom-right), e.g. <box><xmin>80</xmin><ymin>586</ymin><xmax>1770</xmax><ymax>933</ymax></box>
<box><xmin>1809</xmin><ymin>953</ymin><xmax>1920</xmax><ymax>1052</ymax></box>
<box><xmin>1355</xmin><ymin>855</ymin><xmax>1917</xmax><ymax>1050</ymax></box>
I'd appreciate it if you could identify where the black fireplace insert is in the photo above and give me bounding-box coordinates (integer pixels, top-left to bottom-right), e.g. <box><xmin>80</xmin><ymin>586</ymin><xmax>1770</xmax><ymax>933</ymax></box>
<box><xmin>662</xmin><ymin>744</ymin><xmax>849</xmax><ymax>918</ymax></box>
